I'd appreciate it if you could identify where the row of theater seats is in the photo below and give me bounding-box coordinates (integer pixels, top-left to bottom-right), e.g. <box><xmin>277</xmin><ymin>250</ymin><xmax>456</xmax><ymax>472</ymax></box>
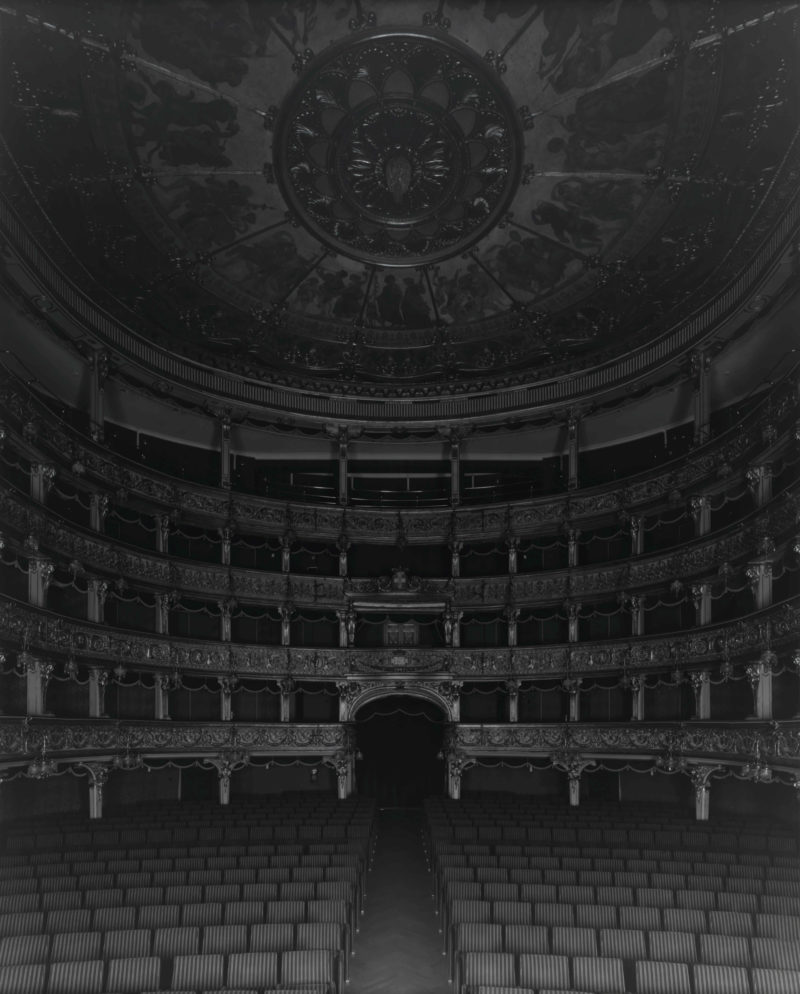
<box><xmin>0</xmin><ymin>949</ymin><xmax>340</xmax><ymax>994</ymax></box>
<box><xmin>0</xmin><ymin>797</ymin><xmax>374</xmax><ymax>994</ymax></box>
<box><xmin>456</xmin><ymin>951</ymin><xmax>798</xmax><ymax>994</ymax></box>
<box><xmin>424</xmin><ymin>796</ymin><xmax>799</xmax><ymax>994</ymax></box>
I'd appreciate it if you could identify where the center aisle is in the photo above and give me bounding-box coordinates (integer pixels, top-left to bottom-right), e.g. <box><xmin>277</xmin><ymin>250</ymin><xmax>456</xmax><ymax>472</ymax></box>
<box><xmin>349</xmin><ymin>808</ymin><xmax>449</xmax><ymax>994</ymax></box>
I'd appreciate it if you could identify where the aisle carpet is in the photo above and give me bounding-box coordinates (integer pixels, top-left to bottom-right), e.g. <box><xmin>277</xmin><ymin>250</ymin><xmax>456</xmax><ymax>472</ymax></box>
<box><xmin>348</xmin><ymin>808</ymin><xmax>449</xmax><ymax>994</ymax></box>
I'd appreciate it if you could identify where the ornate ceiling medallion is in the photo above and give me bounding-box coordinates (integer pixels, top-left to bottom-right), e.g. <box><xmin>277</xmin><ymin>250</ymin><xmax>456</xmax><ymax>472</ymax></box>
<box><xmin>273</xmin><ymin>28</ymin><xmax>523</xmax><ymax>267</ymax></box>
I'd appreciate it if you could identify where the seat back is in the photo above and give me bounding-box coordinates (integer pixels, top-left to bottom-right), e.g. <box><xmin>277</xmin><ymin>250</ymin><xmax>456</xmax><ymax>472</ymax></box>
<box><xmin>105</xmin><ymin>957</ymin><xmax>160</xmax><ymax>994</ymax></box>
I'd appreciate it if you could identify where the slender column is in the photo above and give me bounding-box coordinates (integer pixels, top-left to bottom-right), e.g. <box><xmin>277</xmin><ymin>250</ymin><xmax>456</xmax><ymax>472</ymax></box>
<box><xmin>691</xmin><ymin>350</ymin><xmax>711</xmax><ymax>446</ymax></box>
<box><xmin>88</xmin><ymin>668</ymin><xmax>108</xmax><ymax>718</ymax></box>
<box><xmin>218</xmin><ymin>598</ymin><xmax>235</xmax><ymax>642</ymax></box>
<box><xmin>690</xmin><ymin>496</ymin><xmax>711</xmax><ymax>537</ymax></box>
<box><xmin>792</xmin><ymin>649</ymin><xmax>800</xmax><ymax>718</ymax></box>
<box><xmin>563</xmin><ymin>677</ymin><xmax>582</xmax><ymax>722</ymax></box>
<box><xmin>220</xmin><ymin>411</ymin><xmax>232</xmax><ymax>489</ymax></box>
<box><xmin>155</xmin><ymin>673</ymin><xmax>173</xmax><ymax>720</ymax></box>
<box><xmin>450</xmin><ymin>434</ymin><xmax>461</xmax><ymax>507</ymax></box>
<box><xmin>336</xmin><ymin>681</ymin><xmax>361</xmax><ymax>723</ymax></box>
<box><xmin>565</xmin><ymin>601</ymin><xmax>581</xmax><ymax>643</ymax></box>
<box><xmin>630</xmin><ymin>595</ymin><xmax>645</xmax><ymax>637</ymax></box>
<box><xmin>85</xmin><ymin>763</ymin><xmax>110</xmax><ymax>820</ymax></box>
<box><xmin>280</xmin><ymin>603</ymin><xmax>293</xmax><ymax>647</ymax></box>
<box><xmin>156</xmin><ymin>515</ymin><xmax>171</xmax><ymax>555</ymax></box>
<box><xmin>566</xmin><ymin>411</ymin><xmax>580</xmax><ymax>491</ymax></box>
<box><xmin>568</xmin><ymin>772</ymin><xmax>581</xmax><ymax>807</ymax></box>
<box><xmin>505</xmin><ymin>606</ymin><xmax>519</xmax><ymax>648</ymax></box>
<box><xmin>692</xmin><ymin>582</ymin><xmax>712</xmax><ymax>627</ymax></box>
<box><xmin>446</xmin><ymin>752</ymin><xmax>469</xmax><ymax>801</ymax></box>
<box><xmin>746</xmin><ymin>560</ymin><xmax>773</xmax><ymax>611</ymax></box>
<box><xmin>689</xmin><ymin>766</ymin><xmax>717</xmax><ymax>821</ymax></box>
<box><xmin>30</xmin><ymin>464</ymin><xmax>55</xmax><ymax>504</ymax></box>
<box><xmin>88</xmin><ymin>348</ymin><xmax>110</xmax><ymax>443</ymax></box>
<box><xmin>506</xmin><ymin>680</ymin><xmax>520</xmax><ymax>723</ymax></box>
<box><xmin>690</xmin><ymin>670</ymin><xmax>711</xmax><ymax>720</ymax></box>
<box><xmin>87</xmin><ymin>578</ymin><xmax>108</xmax><ymax>625</ymax></box>
<box><xmin>746</xmin><ymin>653</ymin><xmax>774</xmax><ymax>720</ymax></box>
<box><xmin>155</xmin><ymin>592</ymin><xmax>173</xmax><ymax>635</ymax></box>
<box><xmin>337</xmin><ymin>607</ymin><xmax>356</xmax><ymax>648</ymax></box>
<box><xmin>218</xmin><ymin>676</ymin><xmax>237</xmax><ymax>721</ymax></box>
<box><xmin>89</xmin><ymin>494</ymin><xmax>108</xmax><ymax>533</ymax></box>
<box><xmin>438</xmin><ymin>681</ymin><xmax>463</xmax><ymax>723</ymax></box>
<box><xmin>337</xmin><ymin>533</ymin><xmax>350</xmax><ymax>578</ymax></box>
<box><xmin>630</xmin><ymin>516</ymin><xmax>644</xmax><ymax>556</ymax></box>
<box><xmin>329</xmin><ymin>750</ymin><xmax>355</xmax><ymax>801</ymax></box>
<box><xmin>21</xmin><ymin>653</ymin><xmax>52</xmax><ymax>716</ymax></box>
<box><xmin>629</xmin><ymin>675</ymin><xmax>645</xmax><ymax>721</ymax></box>
<box><xmin>219</xmin><ymin>526</ymin><xmax>232</xmax><ymax>567</ymax></box>
<box><xmin>746</xmin><ymin>464</ymin><xmax>773</xmax><ymax>507</ymax></box>
<box><xmin>566</xmin><ymin>528</ymin><xmax>580</xmax><ymax>568</ymax></box>
<box><xmin>281</xmin><ymin>531</ymin><xmax>294</xmax><ymax>573</ymax></box>
<box><xmin>209</xmin><ymin>753</ymin><xmax>246</xmax><ymax>806</ymax></box>
<box><xmin>443</xmin><ymin>605</ymin><xmax>462</xmax><ymax>648</ymax></box>
<box><xmin>506</xmin><ymin>536</ymin><xmax>518</xmax><ymax>574</ymax></box>
<box><xmin>449</xmin><ymin>540</ymin><xmax>462</xmax><ymax>579</ymax></box>
<box><xmin>279</xmin><ymin>679</ymin><xmax>296</xmax><ymax>722</ymax></box>
<box><xmin>337</xmin><ymin>429</ymin><xmax>349</xmax><ymax>506</ymax></box>
<box><xmin>28</xmin><ymin>556</ymin><xmax>54</xmax><ymax>608</ymax></box>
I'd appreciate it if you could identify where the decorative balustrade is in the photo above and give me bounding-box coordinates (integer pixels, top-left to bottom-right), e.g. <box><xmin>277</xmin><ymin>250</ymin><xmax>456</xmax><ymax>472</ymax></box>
<box><xmin>1</xmin><ymin>364</ymin><xmax>796</xmax><ymax>540</ymax></box>
<box><xmin>452</xmin><ymin>721</ymin><xmax>800</xmax><ymax>769</ymax></box>
<box><xmin>1</xmin><ymin>482</ymin><xmax>796</xmax><ymax>608</ymax></box>
<box><xmin>0</xmin><ymin>717</ymin><xmax>351</xmax><ymax>764</ymax></box>
<box><xmin>1</xmin><ymin>596</ymin><xmax>797</xmax><ymax>678</ymax></box>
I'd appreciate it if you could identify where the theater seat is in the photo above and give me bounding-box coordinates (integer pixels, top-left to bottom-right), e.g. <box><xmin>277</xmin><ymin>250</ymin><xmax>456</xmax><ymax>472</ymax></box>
<box><xmin>102</xmin><ymin>929</ymin><xmax>151</xmax><ymax>959</ymax></box>
<box><xmin>751</xmin><ymin>938</ymin><xmax>800</xmax><ymax>971</ymax></box>
<box><xmin>226</xmin><ymin>952</ymin><xmax>279</xmax><ymax>990</ymax></box>
<box><xmin>751</xmin><ymin>967</ymin><xmax>800</xmax><ymax>994</ymax></box>
<box><xmin>50</xmin><ymin>932</ymin><xmax>101</xmax><ymax>963</ymax></box>
<box><xmin>280</xmin><ymin>949</ymin><xmax>338</xmax><ymax>993</ymax></box>
<box><xmin>105</xmin><ymin>957</ymin><xmax>160</xmax><ymax>994</ymax></box>
<box><xmin>572</xmin><ymin>956</ymin><xmax>625</xmax><ymax>993</ymax></box>
<box><xmin>250</xmin><ymin>923</ymin><xmax>294</xmax><ymax>953</ymax></box>
<box><xmin>170</xmin><ymin>954</ymin><xmax>224</xmax><ymax>991</ymax></box>
<box><xmin>693</xmin><ymin>963</ymin><xmax>750</xmax><ymax>994</ymax></box>
<box><xmin>459</xmin><ymin>951</ymin><xmax>516</xmax><ymax>992</ymax></box>
<box><xmin>202</xmin><ymin>924</ymin><xmax>248</xmax><ymax>955</ymax></box>
<box><xmin>517</xmin><ymin>953</ymin><xmax>570</xmax><ymax>990</ymax></box>
<box><xmin>46</xmin><ymin>960</ymin><xmax>104</xmax><ymax>994</ymax></box>
<box><xmin>635</xmin><ymin>960</ymin><xmax>692</xmax><ymax>994</ymax></box>
<box><xmin>0</xmin><ymin>963</ymin><xmax>46</xmax><ymax>994</ymax></box>
<box><xmin>598</xmin><ymin>928</ymin><xmax>647</xmax><ymax>962</ymax></box>
<box><xmin>0</xmin><ymin>935</ymin><xmax>49</xmax><ymax>967</ymax></box>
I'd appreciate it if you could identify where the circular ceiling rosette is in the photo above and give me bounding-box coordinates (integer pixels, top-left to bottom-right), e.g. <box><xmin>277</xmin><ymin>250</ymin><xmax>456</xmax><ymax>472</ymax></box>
<box><xmin>273</xmin><ymin>28</ymin><xmax>523</xmax><ymax>267</ymax></box>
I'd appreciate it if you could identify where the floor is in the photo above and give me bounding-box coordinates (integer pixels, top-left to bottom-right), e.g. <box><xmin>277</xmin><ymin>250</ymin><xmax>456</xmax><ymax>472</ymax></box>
<box><xmin>348</xmin><ymin>808</ymin><xmax>450</xmax><ymax>994</ymax></box>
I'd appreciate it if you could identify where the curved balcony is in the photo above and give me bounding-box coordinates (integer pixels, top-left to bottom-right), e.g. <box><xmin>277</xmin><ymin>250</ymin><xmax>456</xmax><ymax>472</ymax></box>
<box><xmin>2</xmin><ymin>480</ymin><xmax>796</xmax><ymax>612</ymax></box>
<box><xmin>1</xmin><ymin>364</ymin><xmax>796</xmax><ymax>537</ymax></box>
<box><xmin>1</xmin><ymin>596</ymin><xmax>796</xmax><ymax>679</ymax></box>
<box><xmin>0</xmin><ymin>717</ymin><xmax>797</xmax><ymax>778</ymax></box>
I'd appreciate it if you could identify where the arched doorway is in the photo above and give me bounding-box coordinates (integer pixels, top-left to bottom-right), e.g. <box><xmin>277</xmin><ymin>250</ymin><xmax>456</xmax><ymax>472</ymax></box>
<box><xmin>354</xmin><ymin>695</ymin><xmax>446</xmax><ymax>806</ymax></box>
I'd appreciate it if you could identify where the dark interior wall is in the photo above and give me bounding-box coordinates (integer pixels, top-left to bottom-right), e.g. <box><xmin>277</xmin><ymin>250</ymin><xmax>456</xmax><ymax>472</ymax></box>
<box><xmin>233</xmin><ymin>764</ymin><xmax>335</xmax><ymax>797</ymax></box>
<box><xmin>0</xmin><ymin>773</ymin><xmax>86</xmax><ymax>822</ymax></box>
<box><xmin>619</xmin><ymin>769</ymin><xmax>692</xmax><ymax>810</ymax></box>
<box><xmin>104</xmin><ymin>767</ymin><xmax>180</xmax><ymax>809</ymax></box>
<box><xmin>463</xmin><ymin>766</ymin><xmax>563</xmax><ymax>796</ymax></box>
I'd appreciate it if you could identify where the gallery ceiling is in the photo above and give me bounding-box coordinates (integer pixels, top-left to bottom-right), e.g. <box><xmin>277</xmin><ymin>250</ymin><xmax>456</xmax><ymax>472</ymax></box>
<box><xmin>0</xmin><ymin>1</ymin><xmax>798</xmax><ymax>416</ymax></box>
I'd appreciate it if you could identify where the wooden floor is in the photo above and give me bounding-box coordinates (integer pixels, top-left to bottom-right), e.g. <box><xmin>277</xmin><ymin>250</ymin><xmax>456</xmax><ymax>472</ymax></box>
<box><xmin>349</xmin><ymin>808</ymin><xmax>450</xmax><ymax>994</ymax></box>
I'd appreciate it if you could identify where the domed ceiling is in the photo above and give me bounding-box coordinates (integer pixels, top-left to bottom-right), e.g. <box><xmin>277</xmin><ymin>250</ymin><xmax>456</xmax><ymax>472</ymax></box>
<box><xmin>0</xmin><ymin>1</ymin><xmax>797</xmax><ymax>408</ymax></box>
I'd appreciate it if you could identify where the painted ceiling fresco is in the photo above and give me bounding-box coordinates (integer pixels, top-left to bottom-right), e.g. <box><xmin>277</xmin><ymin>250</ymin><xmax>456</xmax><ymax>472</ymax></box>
<box><xmin>0</xmin><ymin>1</ymin><xmax>797</xmax><ymax>392</ymax></box>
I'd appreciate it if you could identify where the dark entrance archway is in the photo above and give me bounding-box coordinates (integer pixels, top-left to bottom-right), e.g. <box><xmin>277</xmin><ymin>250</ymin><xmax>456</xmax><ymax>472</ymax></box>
<box><xmin>354</xmin><ymin>695</ymin><xmax>446</xmax><ymax>806</ymax></box>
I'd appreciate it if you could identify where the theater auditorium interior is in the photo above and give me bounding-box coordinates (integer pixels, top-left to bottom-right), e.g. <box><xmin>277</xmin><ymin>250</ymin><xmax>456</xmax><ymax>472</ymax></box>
<box><xmin>0</xmin><ymin>1</ymin><xmax>799</xmax><ymax>993</ymax></box>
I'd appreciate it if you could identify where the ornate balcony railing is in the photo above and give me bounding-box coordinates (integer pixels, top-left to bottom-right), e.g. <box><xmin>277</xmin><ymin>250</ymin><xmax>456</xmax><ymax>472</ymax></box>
<box><xmin>1</xmin><ymin>596</ymin><xmax>797</xmax><ymax>678</ymax></box>
<box><xmin>0</xmin><ymin>718</ymin><xmax>797</xmax><ymax>777</ymax></box>
<box><xmin>1</xmin><ymin>364</ymin><xmax>797</xmax><ymax>539</ymax></box>
<box><xmin>452</xmin><ymin>721</ymin><xmax>800</xmax><ymax>770</ymax></box>
<box><xmin>2</xmin><ymin>482</ymin><xmax>796</xmax><ymax>609</ymax></box>
<box><xmin>0</xmin><ymin>717</ymin><xmax>350</xmax><ymax>766</ymax></box>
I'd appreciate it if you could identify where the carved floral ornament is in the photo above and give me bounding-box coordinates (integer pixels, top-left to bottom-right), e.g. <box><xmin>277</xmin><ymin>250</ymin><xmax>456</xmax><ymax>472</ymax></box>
<box><xmin>274</xmin><ymin>29</ymin><xmax>521</xmax><ymax>267</ymax></box>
